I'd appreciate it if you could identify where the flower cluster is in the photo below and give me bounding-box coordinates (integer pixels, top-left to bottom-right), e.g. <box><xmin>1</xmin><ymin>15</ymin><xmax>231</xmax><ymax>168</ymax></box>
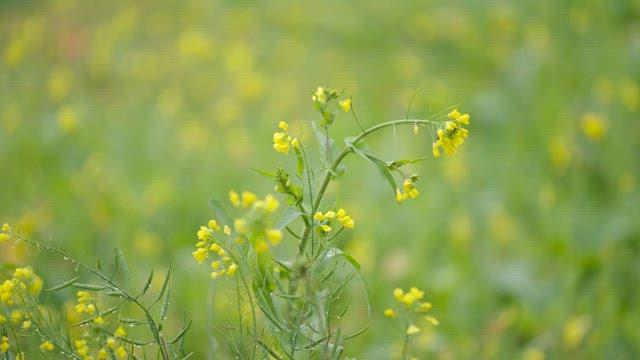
<box><xmin>1</xmin><ymin>266</ymin><xmax>43</xmax><ymax>331</ymax></box>
<box><xmin>74</xmin><ymin>333</ymin><xmax>127</xmax><ymax>360</ymax></box>
<box><xmin>0</xmin><ymin>336</ymin><xmax>8</xmax><ymax>353</ymax></box>
<box><xmin>395</xmin><ymin>177</ymin><xmax>420</xmax><ymax>203</ymax></box>
<box><xmin>313</xmin><ymin>208</ymin><xmax>355</xmax><ymax>234</ymax></box>
<box><xmin>0</xmin><ymin>223</ymin><xmax>11</xmax><ymax>243</ymax></box>
<box><xmin>311</xmin><ymin>86</ymin><xmax>338</xmax><ymax>105</ymax></box>
<box><xmin>192</xmin><ymin>219</ymin><xmax>239</xmax><ymax>279</ymax></box>
<box><xmin>432</xmin><ymin>108</ymin><xmax>470</xmax><ymax>157</ymax></box>
<box><xmin>273</xmin><ymin>121</ymin><xmax>299</xmax><ymax>155</ymax></box>
<box><xmin>385</xmin><ymin>286</ymin><xmax>438</xmax><ymax>337</ymax></box>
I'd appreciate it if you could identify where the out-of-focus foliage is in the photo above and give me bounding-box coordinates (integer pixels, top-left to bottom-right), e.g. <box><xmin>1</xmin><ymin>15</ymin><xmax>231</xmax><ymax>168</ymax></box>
<box><xmin>0</xmin><ymin>0</ymin><xmax>638</xmax><ymax>358</ymax></box>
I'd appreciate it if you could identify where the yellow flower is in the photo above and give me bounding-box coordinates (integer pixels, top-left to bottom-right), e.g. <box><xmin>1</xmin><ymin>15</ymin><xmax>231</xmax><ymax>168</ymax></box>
<box><xmin>116</xmin><ymin>346</ymin><xmax>127</xmax><ymax>359</ymax></box>
<box><xmin>234</xmin><ymin>218</ymin><xmax>248</xmax><ymax>234</ymax></box>
<box><xmin>406</xmin><ymin>324</ymin><xmax>421</xmax><ymax>335</ymax></box>
<box><xmin>278</xmin><ymin>121</ymin><xmax>289</xmax><ymax>131</ymax></box>
<box><xmin>339</xmin><ymin>98</ymin><xmax>352</xmax><ymax>112</ymax></box>
<box><xmin>273</xmin><ymin>132</ymin><xmax>291</xmax><ymax>154</ymax></box>
<box><xmin>192</xmin><ymin>248</ymin><xmax>208</xmax><ymax>264</ymax></box>
<box><xmin>98</xmin><ymin>348</ymin><xmax>108</xmax><ymax>359</ymax></box>
<box><xmin>417</xmin><ymin>302</ymin><xmax>432</xmax><ymax>312</ymax></box>
<box><xmin>255</xmin><ymin>240</ymin><xmax>269</xmax><ymax>253</ymax></box>
<box><xmin>339</xmin><ymin>216</ymin><xmax>355</xmax><ymax>228</ymax></box>
<box><xmin>0</xmin><ymin>336</ymin><xmax>9</xmax><ymax>352</ymax></box>
<box><xmin>10</xmin><ymin>310</ymin><xmax>23</xmax><ymax>324</ymax></box>
<box><xmin>77</xmin><ymin>291</ymin><xmax>92</xmax><ymax>303</ymax></box>
<box><xmin>40</xmin><ymin>341</ymin><xmax>54</xmax><ymax>351</ymax></box>
<box><xmin>75</xmin><ymin>339</ymin><xmax>89</xmax><ymax>356</ymax></box>
<box><xmin>312</xmin><ymin>86</ymin><xmax>327</xmax><ymax>104</ymax></box>
<box><xmin>207</xmin><ymin>219</ymin><xmax>220</xmax><ymax>231</ymax></box>
<box><xmin>581</xmin><ymin>113</ymin><xmax>606</xmax><ymax>141</ymax></box>
<box><xmin>396</xmin><ymin>188</ymin><xmax>407</xmax><ymax>203</ymax></box>
<box><xmin>403</xmin><ymin>179</ymin><xmax>419</xmax><ymax>199</ymax></box>
<box><xmin>229</xmin><ymin>190</ymin><xmax>241</xmax><ymax>207</ymax></box>
<box><xmin>227</xmin><ymin>263</ymin><xmax>238</xmax><ymax>277</ymax></box>
<box><xmin>94</xmin><ymin>316</ymin><xmax>105</xmax><ymax>325</ymax></box>
<box><xmin>313</xmin><ymin>212</ymin><xmax>324</xmax><ymax>221</ymax></box>
<box><xmin>223</xmin><ymin>225</ymin><xmax>231</xmax><ymax>235</ymax></box>
<box><xmin>447</xmin><ymin>109</ymin><xmax>461</xmax><ymax>120</ymax></box>
<box><xmin>1</xmin><ymin>223</ymin><xmax>11</xmax><ymax>232</ymax></box>
<box><xmin>264</xmin><ymin>194</ymin><xmax>279</xmax><ymax>213</ymax></box>
<box><xmin>30</xmin><ymin>275</ymin><xmax>43</xmax><ymax>295</ymax></box>
<box><xmin>291</xmin><ymin>137</ymin><xmax>300</xmax><ymax>148</ymax></box>
<box><xmin>409</xmin><ymin>286</ymin><xmax>424</xmax><ymax>300</ymax></box>
<box><xmin>433</xmin><ymin>110</ymin><xmax>470</xmax><ymax>157</ymax></box>
<box><xmin>197</xmin><ymin>226</ymin><xmax>212</xmax><ymax>241</ymax></box>
<box><xmin>86</xmin><ymin>304</ymin><xmax>96</xmax><ymax>314</ymax></box>
<box><xmin>21</xmin><ymin>320</ymin><xmax>32</xmax><ymax>329</ymax></box>
<box><xmin>321</xmin><ymin>224</ymin><xmax>332</xmax><ymax>233</ymax></box>
<box><xmin>393</xmin><ymin>288</ymin><xmax>404</xmax><ymax>301</ymax></box>
<box><xmin>106</xmin><ymin>337</ymin><xmax>116</xmax><ymax>348</ymax></box>
<box><xmin>432</xmin><ymin>142</ymin><xmax>441</xmax><ymax>158</ymax></box>
<box><xmin>384</xmin><ymin>308</ymin><xmax>396</xmax><ymax>318</ymax></box>
<box><xmin>211</xmin><ymin>261</ymin><xmax>221</xmax><ymax>270</ymax></box>
<box><xmin>241</xmin><ymin>191</ymin><xmax>257</xmax><ymax>207</ymax></box>
<box><xmin>114</xmin><ymin>326</ymin><xmax>127</xmax><ymax>338</ymax></box>
<box><xmin>209</xmin><ymin>243</ymin><xmax>221</xmax><ymax>252</ymax></box>
<box><xmin>266</xmin><ymin>229</ymin><xmax>283</xmax><ymax>246</ymax></box>
<box><xmin>0</xmin><ymin>233</ymin><xmax>9</xmax><ymax>243</ymax></box>
<box><xmin>323</xmin><ymin>211</ymin><xmax>336</xmax><ymax>220</ymax></box>
<box><xmin>425</xmin><ymin>316</ymin><xmax>439</xmax><ymax>326</ymax></box>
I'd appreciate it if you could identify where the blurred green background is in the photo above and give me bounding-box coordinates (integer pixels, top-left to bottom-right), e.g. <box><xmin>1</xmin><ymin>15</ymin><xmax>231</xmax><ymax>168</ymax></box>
<box><xmin>1</xmin><ymin>0</ymin><xmax>639</xmax><ymax>358</ymax></box>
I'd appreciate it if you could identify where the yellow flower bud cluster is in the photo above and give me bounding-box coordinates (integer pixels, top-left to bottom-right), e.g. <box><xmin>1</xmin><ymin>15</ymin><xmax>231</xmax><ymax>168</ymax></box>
<box><xmin>313</xmin><ymin>208</ymin><xmax>356</xmax><ymax>234</ymax></box>
<box><xmin>432</xmin><ymin>108</ymin><xmax>470</xmax><ymax>157</ymax></box>
<box><xmin>0</xmin><ymin>223</ymin><xmax>11</xmax><ymax>243</ymax></box>
<box><xmin>385</xmin><ymin>286</ymin><xmax>439</xmax><ymax>337</ymax></box>
<box><xmin>396</xmin><ymin>178</ymin><xmax>420</xmax><ymax>203</ymax></box>
<box><xmin>1</xmin><ymin>266</ymin><xmax>43</xmax><ymax>307</ymax></box>
<box><xmin>229</xmin><ymin>191</ymin><xmax>279</xmax><ymax>214</ymax></box>
<box><xmin>192</xmin><ymin>218</ymin><xmax>239</xmax><ymax>280</ymax></box>
<box><xmin>273</xmin><ymin>121</ymin><xmax>300</xmax><ymax>155</ymax></box>
<box><xmin>0</xmin><ymin>336</ymin><xmax>9</xmax><ymax>353</ymax></box>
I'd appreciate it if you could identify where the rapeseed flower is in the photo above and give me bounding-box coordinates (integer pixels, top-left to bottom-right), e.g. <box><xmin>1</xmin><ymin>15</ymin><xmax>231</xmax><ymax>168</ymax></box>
<box><xmin>432</xmin><ymin>108</ymin><xmax>470</xmax><ymax>157</ymax></box>
<box><xmin>39</xmin><ymin>341</ymin><xmax>54</xmax><ymax>351</ymax></box>
<box><xmin>339</xmin><ymin>98</ymin><xmax>352</xmax><ymax>112</ymax></box>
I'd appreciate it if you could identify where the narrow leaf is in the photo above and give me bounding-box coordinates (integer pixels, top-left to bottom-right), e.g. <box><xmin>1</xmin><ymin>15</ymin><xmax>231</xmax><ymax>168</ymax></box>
<box><xmin>72</xmin><ymin>283</ymin><xmax>107</xmax><ymax>291</ymax></box>
<box><xmin>275</xmin><ymin>208</ymin><xmax>301</xmax><ymax>230</ymax></box>
<box><xmin>141</xmin><ymin>269</ymin><xmax>154</xmax><ymax>296</ymax></box>
<box><xmin>115</xmin><ymin>247</ymin><xmax>130</xmax><ymax>284</ymax></box>
<box><xmin>45</xmin><ymin>276</ymin><xmax>80</xmax><ymax>292</ymax></box>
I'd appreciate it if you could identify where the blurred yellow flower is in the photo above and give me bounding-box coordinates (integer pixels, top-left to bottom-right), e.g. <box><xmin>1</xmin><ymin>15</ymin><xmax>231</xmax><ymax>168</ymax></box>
<box><xmin>339</xmin><ymin>98</ymin><xmax>352</xmax><ymax>112</ymax></box>
<box><xmin>57</xmin><ymin>106</ymin><xmax>78</xmax><ymax>134</ymax></box>
<box><xmin>580</xmin><ymin>113</ymin><xmax>607</xmax><ymax>141</ymax></box>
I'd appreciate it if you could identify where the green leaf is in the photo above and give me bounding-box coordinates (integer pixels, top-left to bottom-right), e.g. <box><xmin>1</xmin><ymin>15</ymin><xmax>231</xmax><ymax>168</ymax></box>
<box><xmin>46</xmin><ymin>276</ymin><xmax>80</xmax><ymax>292</ymax></box>
<box><xmin>346</xmin><ymin>139</ymin><xmax>397</xmax><ymax>194</ymax></box>
<box><xmin>275</xmin><ymin>208</ymin><xmax>301</xmax><ymax>230</ymax></box>
<box><xmin>160</xmin><ymin>285</ymin><xmax>170</xmax><ymax>320</ymax></box>
<box><xmin>168</xmin><ymin>321</ymin><xmax>192</xmax><ymax>344</ymax></box>
<box><xmin>250</xmin><ymin>167</ymin><xmax>276</xmax><ymax>178</ymax></box>
<box><xmin>312</xmin><ymin>121</ymin><xmax>335</xmax><ymax>165</ymax></box>
<box><xmin>209</xmin><ymin>199</ymin><xmax>233</xmax><ymax>228</ymax></box>
<box><xmin>294</xmin><ymin>146</ymin><xmax>305</xmax><ymax>178</ymax></box>
<box><xmin>115</xmin><ymin>247</ymin><xmax>129</xmax><ymax>284</ymax></box>
<box><xmin>154</xmin><ymin>266</ymin><xmax>171</xmax><ymax>305</ymax></box>
<box><xmin>385</xmin><ymin>157</ymin><xmax>427</xmax><ymax>171</ymax></box>
<box><xmin>141</xmin><ymin>269</ymin><xmax>153</xmax><ymax>296</ymax></box>
<box><xmin>72</xmin><ymin>283</ymin><xmax>108</xmax><ymax>291</ymax></box>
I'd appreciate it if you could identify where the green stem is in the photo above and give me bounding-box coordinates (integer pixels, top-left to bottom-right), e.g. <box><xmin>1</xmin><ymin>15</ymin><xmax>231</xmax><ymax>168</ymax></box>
<box><xmin>297</xmin><ymin>118</ymin><xmax>437</xmax><ymax>254</ymax></box>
